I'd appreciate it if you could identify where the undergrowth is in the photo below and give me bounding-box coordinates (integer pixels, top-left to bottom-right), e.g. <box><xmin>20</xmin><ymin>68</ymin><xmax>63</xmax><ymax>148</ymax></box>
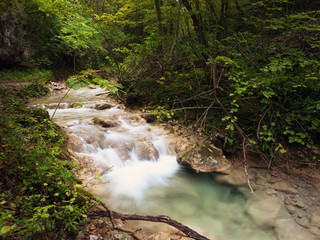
<box><xmin>0</xmin><ymin>69</ymin><xmax>53</xmax><ymax>84</ymax></box>
<box><xmin>0</xmin><ymin>86</ymin><xmax>91</xmax><ymax>239</ymax></box>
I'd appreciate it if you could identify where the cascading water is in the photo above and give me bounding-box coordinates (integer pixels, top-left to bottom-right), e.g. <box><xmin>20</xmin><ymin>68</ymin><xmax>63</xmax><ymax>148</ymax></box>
<box><xmin>31</xmin><ymin>87</ymin><xmax>276</xmax><ymax>240</ymax></box>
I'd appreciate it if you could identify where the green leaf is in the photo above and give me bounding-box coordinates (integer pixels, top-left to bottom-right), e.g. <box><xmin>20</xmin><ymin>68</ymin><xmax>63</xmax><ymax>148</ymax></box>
<box><xmin>72</xmin><ymin>83</ymin><xmax>81</xmax><ymax>90</ymax></box>
<box><xmin>1</xmin><ymin>226</ymin><xmax>12</xmax><ymax>235</ymax></box>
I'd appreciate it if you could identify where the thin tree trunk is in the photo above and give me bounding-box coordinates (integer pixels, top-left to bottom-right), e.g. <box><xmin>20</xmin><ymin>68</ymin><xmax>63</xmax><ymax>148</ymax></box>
<box><xmin>155</xmin><ymin>0</ymin><xmax>164</xmax><ymax>52</ymax></box>
<box><xmin>181</xmin><ymin>0</ymin><xmax>208</xmax><ymax>48</ymax></box>
<box><xmin>171</xmin><ymin>0</ymin><xmax>182</xmax><ymax>55</ymax></box>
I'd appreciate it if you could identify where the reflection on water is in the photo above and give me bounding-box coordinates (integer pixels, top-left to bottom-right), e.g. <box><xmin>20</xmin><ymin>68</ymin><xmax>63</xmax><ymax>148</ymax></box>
<box><xmin>31</xmin><ymin>88</ymin><xmax>276</xmax><ymax>240</ymax></box>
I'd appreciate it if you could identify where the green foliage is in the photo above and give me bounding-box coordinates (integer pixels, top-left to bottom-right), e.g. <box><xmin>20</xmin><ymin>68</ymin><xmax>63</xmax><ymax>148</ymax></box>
<box><xmin>0</xmin><ymin>69</ymin><xmax>53</xmax><ymax>84</ymax></box>
<box><xmin>66</xmin><ymin>69</ymin><xmax>124</xmax><ymax>94</ymax></box>
<box><xmin>24</xmin><ymin>83</ymin><xmax>50</xmax><ymax>98</ymax></box>
<box><xmin>0</xmin><ymin>86</ymin><xmax>91</xmax><ymax>238</ymax></box>
<box><xmin>144</xmin><ymin>106</ymin><xmax>174</xmax><ymax>122</ymax></box>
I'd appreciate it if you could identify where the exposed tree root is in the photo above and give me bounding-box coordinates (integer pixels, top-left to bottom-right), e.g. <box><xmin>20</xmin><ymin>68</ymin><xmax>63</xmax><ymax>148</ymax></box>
<box><xmin>90</xmin><ymin>208</ymin><xmax>210</xmax><ymax>240</ymax></box>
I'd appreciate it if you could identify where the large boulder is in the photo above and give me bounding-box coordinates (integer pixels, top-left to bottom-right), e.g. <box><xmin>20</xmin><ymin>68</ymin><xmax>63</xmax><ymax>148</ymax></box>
<box><xmin>176</xmin><ymin>139</ymin><xmax>231</xmax><ymax>173</ymax></box>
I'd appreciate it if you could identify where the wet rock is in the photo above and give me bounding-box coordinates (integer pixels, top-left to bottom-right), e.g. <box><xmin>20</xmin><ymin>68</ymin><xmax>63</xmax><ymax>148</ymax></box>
<box><xmin>93</xmin><ymin>117</ymin><xmax>121</xmax><ymax>128</ymax></box>
<box><xmin>275</xmin><ymin>218</ymin><xmax>315</xmax><ymax>240</ymax></box>
<box><xmin>247</xmin><ymin>196</ymin><xmax>289</xmax><ymax>226</ymax></box>
<box><xmin>69</xmin><ymin>134</ymin><xmax>84</xmax><ymax>152</ymax></box>
<box><xmin>48</xmin><ymin>81</ymin><xmax>66</xmax><ymax>92</ymax></box>
<box><xmin>136</xmin><ymin>140</ymin><xmax>160</xmax><ymax>160</ymax></box>
<box><xmin>116</xmin><ymin>141</ymin><xmax>136</xmax><ymax>161</ymax></box>
<box><xmin>94</xmin><ymin>103</ymin><xmax>113</xmax><ymax>110</ymax></box>
<box><xmin>141</xmin><ymin>112</ymin><xmax>157</xmax><ymax>123</ymax></box>
<box><xmin>176</xmin><ymin>140</ymin><xmax>231</xmax><ymax>173</ymax></box>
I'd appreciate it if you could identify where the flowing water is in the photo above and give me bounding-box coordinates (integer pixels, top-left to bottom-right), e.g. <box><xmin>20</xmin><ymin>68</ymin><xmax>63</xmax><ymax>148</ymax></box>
<box><xmin>31</xmin><ymin>87</ymin><xmax>276</xmax><ymax>240</ymax></box>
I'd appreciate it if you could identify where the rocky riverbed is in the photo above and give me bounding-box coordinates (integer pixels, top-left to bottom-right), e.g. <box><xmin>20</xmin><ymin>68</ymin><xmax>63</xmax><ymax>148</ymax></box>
<box><xmin>37</xmin><ymin>82</ymin><xmax>320</xmax><ymax>240</ymax></box>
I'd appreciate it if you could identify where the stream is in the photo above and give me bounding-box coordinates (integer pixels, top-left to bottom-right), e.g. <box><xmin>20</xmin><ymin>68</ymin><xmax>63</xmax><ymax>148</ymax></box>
<box><xmin>31</xmin><ymin>87</ymin><xmax>277</xmax><ymax>240</ymax></box>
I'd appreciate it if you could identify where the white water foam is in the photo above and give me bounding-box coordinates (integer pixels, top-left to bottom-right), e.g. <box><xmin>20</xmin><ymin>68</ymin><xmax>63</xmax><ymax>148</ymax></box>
<box><xmin>106</xmin><ymin>155</ymin><xmax>179</xmax><ymax>199</ymax></box>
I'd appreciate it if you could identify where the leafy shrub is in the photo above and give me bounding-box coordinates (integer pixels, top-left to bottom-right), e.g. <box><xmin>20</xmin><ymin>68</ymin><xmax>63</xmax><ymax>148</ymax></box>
<box><xmin>0</xmin><ymin>87</ymin><xmax>91</xmax><ymax>239</ymax></box>
<box><xmin>24</xmin><ymin>83</ymin><xmax>50</xmax><ymax>98</ymax></box>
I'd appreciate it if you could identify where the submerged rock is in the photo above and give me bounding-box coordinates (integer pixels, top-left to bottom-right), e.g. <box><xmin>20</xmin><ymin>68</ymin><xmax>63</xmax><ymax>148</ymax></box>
<box><xmin>176</xmin><ymin>140</ymin><xmax>231</xmax><ymax>173</ymax></box>
<box><xmin>247</xmin><ymin>196</ymin><xmax>290</xmax><ymax>227</ymax></box>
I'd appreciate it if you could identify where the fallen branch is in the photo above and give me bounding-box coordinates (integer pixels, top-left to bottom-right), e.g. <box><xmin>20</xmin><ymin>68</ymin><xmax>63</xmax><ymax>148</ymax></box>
<box><xmin>90</xmin><ymin>210</ymin><xmax>210</xmax><ymax>240</ymax></box>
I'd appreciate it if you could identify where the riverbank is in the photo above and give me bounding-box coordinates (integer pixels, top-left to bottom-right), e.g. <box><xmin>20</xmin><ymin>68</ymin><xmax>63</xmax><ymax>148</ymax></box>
<box><xmin>42</xmin><ymin>82</ymin><xmax>320</xmax><ymax>240</ymax></box>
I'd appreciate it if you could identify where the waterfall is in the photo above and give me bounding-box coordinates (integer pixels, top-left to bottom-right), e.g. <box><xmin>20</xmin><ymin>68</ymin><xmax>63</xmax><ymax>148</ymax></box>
<box><xmin>31</xmin><ymin>88</ymin><xmax>276</xmax><ymax>240</ymax></box>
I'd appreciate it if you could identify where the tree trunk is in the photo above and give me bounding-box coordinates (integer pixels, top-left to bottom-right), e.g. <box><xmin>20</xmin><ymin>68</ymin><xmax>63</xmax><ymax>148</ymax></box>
<box><xmin>171</xmin><ymin>0</ymin><xmax>182</xmax><ymax>55</ymax></box>
<box><xmin>155</xmin><ymin>0</ymin><xmax>164</xmax><ymax>52</ymax></box>
<box><xmin>180</xmin><ymin>0</ymin><xmax>208</xmax><ymax>48</ymax></box>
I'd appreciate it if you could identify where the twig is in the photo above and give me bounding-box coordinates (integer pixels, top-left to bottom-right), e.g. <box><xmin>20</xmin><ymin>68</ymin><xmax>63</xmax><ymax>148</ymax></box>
<box><xmin>51</xmin><ymin>87</ymin><xmax>72</xmax><ymax>121</ymax></box>
<box><xmin>242</xmin><ymin>138</ymin><xmax>255</xmax><ymax>195</ymax></box>
<box><xmin>257</xmin><ymin>103</ymin><xmax>272</xmax><ymax>140</ymax></box>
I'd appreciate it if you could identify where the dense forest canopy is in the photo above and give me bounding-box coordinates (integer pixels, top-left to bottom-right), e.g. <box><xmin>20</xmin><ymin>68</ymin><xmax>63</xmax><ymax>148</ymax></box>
<box><xmin>1</xmin><ymin>0</ymin><xmax>320</xmax><ymax>163</ymax></box>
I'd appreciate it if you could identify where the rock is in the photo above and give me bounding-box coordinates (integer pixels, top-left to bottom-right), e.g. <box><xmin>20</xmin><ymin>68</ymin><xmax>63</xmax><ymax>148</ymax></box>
<box><xmin>92</xmin><ymin>117</ymin><xmax>121</xmax><ymax>128</ymax></box>
<box><xmin>310</xmin><ymin>227</ymin><xmax>320</xmax><ymax>236</ymax></box>
<box><xmin>48</xmin><ymin>81</ymin><xmax>66</xmax><ymax>92</ymax></box>
<box><xmin>89</xmin><ymin>235</ymin><xmax>99</xmax><ymax>240</ymax></box>
<box><xmin>275</xmin><ymin>218</ymin><xmax>315</xmax><ymax>240</ymax></box>
<box><xmin>141</xmin><ymin>112</ymin><xmax>157</xmax><ymax>123</ymax></box>
<box><xmin>69</xmin><ymin>134</ymin><xmax>84</xmax><ymax>152</ymax></box>
<box><xmin>295</xmin><ymin>199</ymin><xmax>308</xmax><ymax>209</ymax></box>
<box><xmin>0</xmin><ymin>13</ymin><xmax>23</xmax><ymax>67</ymax></box>
<box><xmin>216</xmin><ymin>169</ymin><xmax>247</xmax><ymax>186</ymax></box>
<box><xmin>136</xmin><ymin>140</ymin><xmax>159</xmax><ymax>160</ymax></box>
<box><xmin>271</xmin><ymin>182</ymin><xmax>298</xmax><ymax>194</ymax></box>
<box><xmin>176</xmin><ymin>140</ymin><xmax>231</xmax><ymax>173</ymax></box>
<box><xmin>311</xmin><ymin>212</ymin><xmax>320</xmax><ymax>228</ymax></box>
<box><xmin>147</xmin><ymin>232</ymin><xmax>178</xmax><ymax>240</ymax></box>
<box><xmin>286</xmin><ymin>205</ymin><xmax>296</xmax><ymax>214</ymax></box>
<box><xmin>111</xmin><ymin>232</ymin><xmax>131</xmax><ymax>240</ymax></box>
<box><xmin>266</xmin><ymin>189</ymin><xmax>277</xmax><ymax>195</ymax></box>
<box><xmin>94</xmin><ymin>103</ymin><xmax>113</xmax><ymax>110</ymax></box>
<box><xmin>296</xmin><ymin>217</ymin><xmax>310</xmax><ymax>228</ymax></box>
<box><xmin>297</xmin><ymin>209</ymin><xmax>307</xmax><ymax>218</ymax></box>
<box><xmin>247</xmin><ymin>196</ymin><xmax>289</xmax><ymax>226</ymax></box>
<box><xmin>284</xmin><ymin>197</ymin><xmax>296</xmax><ymax>206</ymax></box>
